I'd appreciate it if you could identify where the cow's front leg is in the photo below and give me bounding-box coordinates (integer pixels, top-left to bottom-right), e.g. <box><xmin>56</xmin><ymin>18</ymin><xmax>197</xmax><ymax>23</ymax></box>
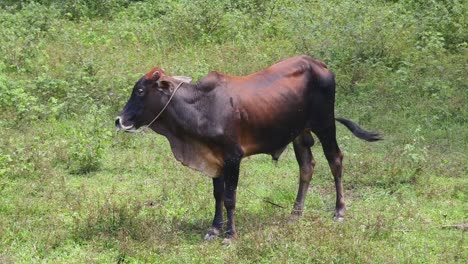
<box><xmin>204</xmin><ymin>176</ymin><xmax>224</xmax><ymax>240</ymax></box>
<box><xmin>223</xmin><ymin>153</ymin><xmax>242</xmax><ymax>243</ymax></box>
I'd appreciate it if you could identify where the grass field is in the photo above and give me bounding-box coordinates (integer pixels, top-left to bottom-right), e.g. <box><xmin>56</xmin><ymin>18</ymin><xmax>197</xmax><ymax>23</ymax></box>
<box><xmin>1</xmin><ymin>0</ymin><xmax>467</xmax><ymax>263</ymax></box>
<box><xmin>1</xmin><ymin>120</ymin><xmax>466</xmax><ymax>262</ymax></box>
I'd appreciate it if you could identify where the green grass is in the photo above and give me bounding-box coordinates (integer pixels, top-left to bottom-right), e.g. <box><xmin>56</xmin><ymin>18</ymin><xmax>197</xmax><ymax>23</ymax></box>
<box><xmin>1</xmin><ymin>117</ymin><xmax>466</xmax><ymax>263</ymax></box>
<box><xmin>1</xmin><ymin>0</ymin><xmax>467</xmax><ymax>262</ymax></box>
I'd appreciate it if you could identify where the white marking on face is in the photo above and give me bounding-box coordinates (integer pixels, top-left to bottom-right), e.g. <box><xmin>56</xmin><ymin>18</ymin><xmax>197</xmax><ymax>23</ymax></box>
<box><xmin>116</xmin><ymin>116</ymin><xmax>136</xmax><ymax>131</ymax></box>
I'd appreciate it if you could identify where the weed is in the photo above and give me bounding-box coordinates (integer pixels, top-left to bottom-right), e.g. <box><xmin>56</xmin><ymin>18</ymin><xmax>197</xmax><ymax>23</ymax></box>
<box><xmin>65</xmin><ymin>106</ymin><xmax>113</xmax><ymax>174</ymax></box>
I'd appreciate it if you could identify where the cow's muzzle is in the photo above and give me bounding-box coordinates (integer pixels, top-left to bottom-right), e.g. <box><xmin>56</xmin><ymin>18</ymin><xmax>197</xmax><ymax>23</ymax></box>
<box><xmin>115</xmin><ymin>116</ymin><xmax>137</xmax><ymax>132</ymax></box>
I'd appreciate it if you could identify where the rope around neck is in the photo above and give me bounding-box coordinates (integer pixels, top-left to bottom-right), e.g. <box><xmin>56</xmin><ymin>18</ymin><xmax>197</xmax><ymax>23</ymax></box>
<box><xmin>142</xmin><ymin>81</ymin><xmax>185</xmax><ymax>130</ymax></box>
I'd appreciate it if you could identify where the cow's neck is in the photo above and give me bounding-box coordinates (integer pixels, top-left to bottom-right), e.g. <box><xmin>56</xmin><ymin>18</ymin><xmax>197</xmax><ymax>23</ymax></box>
<box><xmin>151</xmin><ymin>84</ymin><xmax>224</xmax><ymax>177</ymax></box>
<box><xmin>154</xmin><ymin>83</ymin><xmax>210</xmax><ymax>136</ymax></box>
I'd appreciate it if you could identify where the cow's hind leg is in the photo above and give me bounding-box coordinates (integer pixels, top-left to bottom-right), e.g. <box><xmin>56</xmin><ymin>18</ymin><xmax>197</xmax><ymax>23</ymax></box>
<box><xmin>204</xmin><ymin>176</ymin><xmax>224</xmax><ymax>240</ymax></box>
<box><xmin>290</xmin><ymin>131</ymin><xmax>316</xmax><ymax>221</ymax></box>
<box><xmin>315</xmin><ymin>125</ymin><xmax>346</xmax><ymax>221</ymax></box>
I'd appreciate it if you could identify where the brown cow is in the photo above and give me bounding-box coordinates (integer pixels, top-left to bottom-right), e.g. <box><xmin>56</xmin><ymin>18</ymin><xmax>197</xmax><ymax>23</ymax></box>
<box><xmin>115</xmin><ymin>55</ymin><xmax>381</xmax><ymax>243</ymax></box>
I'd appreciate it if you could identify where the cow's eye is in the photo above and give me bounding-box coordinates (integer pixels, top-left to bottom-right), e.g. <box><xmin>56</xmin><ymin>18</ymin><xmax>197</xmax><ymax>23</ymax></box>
<box><xmin>136</xmin><ymin>88</ymin><xmax>145</xmax><ymax>96</ymax></box>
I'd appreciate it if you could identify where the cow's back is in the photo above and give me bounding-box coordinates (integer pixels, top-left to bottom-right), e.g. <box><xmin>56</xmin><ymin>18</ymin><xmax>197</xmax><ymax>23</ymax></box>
<box><xmin>217</xmin><ymin>55</ymin><xmax>335</xmax><ymax>156</ymax></box>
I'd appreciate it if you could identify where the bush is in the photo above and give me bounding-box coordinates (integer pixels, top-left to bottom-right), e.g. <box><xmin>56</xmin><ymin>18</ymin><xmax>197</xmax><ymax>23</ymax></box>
<box><xmin>406</xmin><ymin>0</ymin><xmax>467</xmax><ymax>51</ymax></box>
<box><xmin>65</xmin><ymin>105</ymin><xmax>113</xmax><ymax>174</ymax></box>
<box><xmin>0</xmin><ymin>2</ymin><xmax>59</xmax><ymax>73</ymax></box>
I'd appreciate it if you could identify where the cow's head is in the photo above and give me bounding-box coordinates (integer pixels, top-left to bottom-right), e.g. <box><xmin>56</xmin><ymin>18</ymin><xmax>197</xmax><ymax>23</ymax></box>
<box><xmin>115</xmin><ymin>67</ymin><xmax>187</xmax><ymax>132</ymax></box>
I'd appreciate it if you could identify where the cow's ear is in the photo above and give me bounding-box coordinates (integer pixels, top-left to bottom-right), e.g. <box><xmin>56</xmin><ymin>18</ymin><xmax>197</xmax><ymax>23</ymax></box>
<box><xmin>156</xmin><ymin>78</ymin><xmax>175</xmax><ymax>94</ymax></box>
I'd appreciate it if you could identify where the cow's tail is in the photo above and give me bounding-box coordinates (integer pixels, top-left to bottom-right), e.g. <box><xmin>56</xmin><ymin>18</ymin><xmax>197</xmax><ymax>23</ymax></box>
<box><xmin>335</xmin><ymin>117</ymin><xmax>382</xmax><ymax>142</ymax></box>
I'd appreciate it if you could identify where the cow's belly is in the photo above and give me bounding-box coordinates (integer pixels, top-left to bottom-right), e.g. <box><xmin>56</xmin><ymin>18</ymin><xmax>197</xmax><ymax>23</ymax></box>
<box><xmin>235</xmin><ymin>87</ymin><xmax>316</xmax><ymax>156</ymax></box>
<box><xmin>239</xmin><ymin>117</ymin><xmax>307</xmax><ymax>157</ymax></box>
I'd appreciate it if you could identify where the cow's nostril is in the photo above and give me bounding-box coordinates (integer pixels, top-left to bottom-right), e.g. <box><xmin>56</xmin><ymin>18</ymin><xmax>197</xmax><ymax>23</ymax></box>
<box><xmin>115</xmin><ymin>116</ymin><xmax>136</xmax><ymax>132</ymax></box>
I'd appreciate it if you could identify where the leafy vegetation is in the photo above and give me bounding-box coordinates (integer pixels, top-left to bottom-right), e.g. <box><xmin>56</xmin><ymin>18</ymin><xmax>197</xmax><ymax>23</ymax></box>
<box><xmin>1</xmin><ymin>0</ymin><xmax>466</xmax><ymax>262</ymax></box>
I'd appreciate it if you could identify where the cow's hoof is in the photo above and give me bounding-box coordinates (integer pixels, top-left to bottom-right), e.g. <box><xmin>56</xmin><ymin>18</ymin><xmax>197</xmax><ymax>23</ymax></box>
<box><xmin>288</xmin><ymin>213</ymin><xmax>302</xmax><ymax>224</ymax></box>
<box><xmin>222</xmin><ymin>238</ymin><xmax>232</xmax><ymax>245</ymax></box>
<box><xmin>204</xmin><ymin>227</ymin><xmax>221</xmax><ymax>241</ymax></box>
<box><xmin>333</xmin><ymin>215</ymin><xmax>345</xmax><ymax>222</ymax></box>
<box><xmin>222</xmin><ymin>236</ymin><xmax>237</xmax><ymax>245</ymax></box>
<box><xmin>222</xmin><ymin>231</ymin><xmax>237</xmax><ymax>245</ymax></box>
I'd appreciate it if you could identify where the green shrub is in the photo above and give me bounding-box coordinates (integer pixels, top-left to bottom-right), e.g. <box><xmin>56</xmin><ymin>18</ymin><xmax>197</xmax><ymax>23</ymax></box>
<box><xmin>0</xmin><ymin>73</ymin><xmax>65</xmax><ymax>122</ymax></box>
<box><xmin>0</xmin><ymin>2</ymin><xmax>59</xmax><ymax>73</ymax></box>
<box><xmin>65</xmin><ymin>106</ymin><xmax>113</xmax><ymax>174</ymax></box>
<box><xmin>0</xmin><ymin>73</ymin><xmax>39</xmax><ymax>121</ymax></box>
<box><xmin>406</xmin><ymin>0</ymin><xmax>467</xmax><ymax>51</ymax></box>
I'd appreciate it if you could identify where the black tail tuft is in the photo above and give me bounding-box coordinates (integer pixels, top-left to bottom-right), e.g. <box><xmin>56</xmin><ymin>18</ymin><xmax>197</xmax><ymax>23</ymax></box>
<box><xmin>335</xmin><ymin>117</ymin><xmax>382</xmax><ymax>142</ymax></box>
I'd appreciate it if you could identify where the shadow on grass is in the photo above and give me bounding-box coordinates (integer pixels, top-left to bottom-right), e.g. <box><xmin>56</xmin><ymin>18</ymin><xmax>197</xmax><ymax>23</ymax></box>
<box><xmin>70</xmin><ymin>198</ymin><xmax>299</xmax><ymax>245</ymax></box>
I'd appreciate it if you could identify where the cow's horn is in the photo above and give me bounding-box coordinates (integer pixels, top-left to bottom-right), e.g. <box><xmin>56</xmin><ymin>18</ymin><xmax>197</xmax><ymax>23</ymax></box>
<box><xmin>152</xmin><ymin>70</ymin><xmax>160</xmax><ymax>80</ymax></box>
